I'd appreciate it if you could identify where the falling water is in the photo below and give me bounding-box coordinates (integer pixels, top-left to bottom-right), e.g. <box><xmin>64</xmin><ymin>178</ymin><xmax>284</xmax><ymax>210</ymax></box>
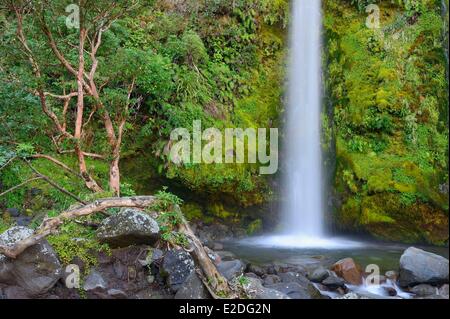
<box><xmin>283</xmin><ymin>0</ymin><xmax>324</xmax><ymax>238</ymax></box>
<box><xmin>246</xmin><ymin>0</ymin><xmax>361</xmax><ymax>248</ymax></box>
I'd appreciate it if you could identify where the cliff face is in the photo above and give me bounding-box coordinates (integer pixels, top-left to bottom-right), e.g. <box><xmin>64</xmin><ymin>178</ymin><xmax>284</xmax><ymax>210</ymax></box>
<box><xmin>324</xmin><ymin>0</ymin><xmax>449</xmax><ymax>244</ymax></box>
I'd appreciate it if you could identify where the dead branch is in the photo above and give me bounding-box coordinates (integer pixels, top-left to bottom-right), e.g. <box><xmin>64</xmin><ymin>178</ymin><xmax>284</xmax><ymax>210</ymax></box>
<box><xmin>23</xmin><ymin>160</ymin><xmax>86</xmax><ymax>205</ymax></box>
<box><xmin>0</xmin><ymin>156</ymin><xmax>17</xmax><ymax>171</ymax></box>
<box><xmin>0</xmin><ymin>196</ymin><xmax>156</xmax><ymax>258</ymax></box>
<box><xmin>0</xmin><ymin>196</ymin><xmax>232</xmax><ymax>297</ymax></box>
<box><xmin>0</xmin><ymin>176</ymin><xmax>44</xmax><ymax>197</ymax></box>
<box><xmin>178</xmin><ymin>213</ymin><xmax>232</xmax><ymax>296</ymax></box>
<box><xmin>30</xmin><ymin>154</ymin><xmax>80</xmax><ymax>177</ymax></box>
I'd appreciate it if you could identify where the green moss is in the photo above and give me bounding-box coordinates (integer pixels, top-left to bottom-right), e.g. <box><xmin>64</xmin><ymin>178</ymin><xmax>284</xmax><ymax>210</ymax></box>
<box><xmin>181</xmin><ymin>202</ymin><xmax>204</xmax><ymax>221</ymax></box>
<box><xmin>246</xmin><ymin>218</ymin><xmax>263</xmax><ymax>235</ymax></box>
<box><xmin>47</xmin><ymin>221</ymin><xmax>111</xmax><ymax>272</ymax></box>
<box><xmin>327</xmin><ymin>0</ymin><xmax>448</xmax><ymax>244</ymax></box>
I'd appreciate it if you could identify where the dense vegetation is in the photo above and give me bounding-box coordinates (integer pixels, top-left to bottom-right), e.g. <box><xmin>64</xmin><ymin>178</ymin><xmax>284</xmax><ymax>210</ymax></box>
<box><xmin>0</xmin><ymin>0</ymin><xmax>448</xmax><ymax>245</ymax></box>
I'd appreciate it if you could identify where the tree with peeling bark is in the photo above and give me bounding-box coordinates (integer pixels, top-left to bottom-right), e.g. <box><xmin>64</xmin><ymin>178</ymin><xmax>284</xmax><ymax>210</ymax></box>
<box><xmin>0</xmin><ymin>0</ymin><xmax>149</xmax><ymax>196</ymax></box>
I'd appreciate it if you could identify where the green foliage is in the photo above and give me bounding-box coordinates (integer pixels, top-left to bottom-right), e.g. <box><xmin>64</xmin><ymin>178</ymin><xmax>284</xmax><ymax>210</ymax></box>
<box><xmin>47</xmin><ymin>221</ymin><xmax>111</xmax><ymax>271</ymax></box>
<box><xmin>327</xmin><ymin>0</ymin><xmax>448</xmax><ymax>244</ymax></box>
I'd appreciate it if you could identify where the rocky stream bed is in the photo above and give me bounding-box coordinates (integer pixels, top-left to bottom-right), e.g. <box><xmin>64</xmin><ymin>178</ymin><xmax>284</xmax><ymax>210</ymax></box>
<box><xmin>0</xmin><ymin>208</ymin><xmax>448</xmax><ymax>299</ymax></box>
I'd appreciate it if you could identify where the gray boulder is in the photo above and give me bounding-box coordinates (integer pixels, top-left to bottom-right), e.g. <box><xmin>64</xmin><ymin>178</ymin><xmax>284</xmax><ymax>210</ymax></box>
<box><xmin>242</xmin><ymin>277</ymin><xmax>290</xmax><ymax>299</ymax></box>
<box><xmin>217</xmin><ymin>259</ymin><xmax>246</xmax><ymax>280</ymax></box>
<box><xmin>0</xmin><ymin>227</ymin><xmax>62</xmax><ymax>296</ymax></box>
<box><xmin>175</xmin><ymin>272</ymin><xmax>211</xmax><ymax>299</ymax></box>
<box><xmin>96</xmin><ymin>208</ymin><xmax>159</xmax><ymax>248</ymax></box>
<box><xmin>409</xmin><ymin>284</ymin><xmax>438</xmax><ymax>297</ymax></box>
<box><xmin>399</xmin><ymin>247</ymin><xmax>449</xmax><ymax>288</ymax></box>
<box><xmin>322</xmin><ymin>274</ymin><xmax>346</xmax><ymax>290</ymax></box>
<box><xmin>438</xmin><ymin>284</ymin><xmax>449</xmax><ymax>298</ymax></box>
<box><xmin>263</xmin><ymin>274</ymin><xmax>281</xmax><ymax>286</ymax></box>
<box><xmin>161</xmin><ymin>250</ymin><xmax>195</xmax><ymax>293</ymax></box>
<box><xmin>309</xmin><ymin>267</ymin><xmax>331</xmax><ymax>283</ymax></box>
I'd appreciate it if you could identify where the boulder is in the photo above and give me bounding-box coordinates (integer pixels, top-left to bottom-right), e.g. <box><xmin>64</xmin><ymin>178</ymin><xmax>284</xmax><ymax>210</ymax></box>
<box><xmin>175</xmin><ymin>272</ymin><xmax>211</xmax><ymax>299</ymax></box>
<box><xmin>279</xmin><ymin>272</ymin><xmax>310</xmax><ymax>286</ymax></box>
<box><xmin>266</xmin><ymin>282</ymin><xmax>316</xmax><ymax>299</ymax></box>
<box><xmin>161</xmin><ymin>250</ymin><xmax>195</xmax><ymax>293</ymax></box>
<box><xmin>309</xmin><ymin>267</ymin><xmax>331</xmax><ymax>283</ymax></box>
<box><xmin>247</xmin><ymin>264</ymin><xmax>266</xmax><ymax>277</ymax></box>
<box><xmin>398</xmin><ymin>247</ymin><xmax>449</xmax><ymax>288</ymax></box>
<box><xmin>409</xmin><ymin>284</ymin><xmax>438</xmax><ymax>297</ymax></box>
<box><xmin>0</xmin><ymin>227</ymin><xmax>62</xmax><ymax>296</ymax></box>
<box><xmin>217</xmin><ymin>259</ymin><xmax>246</xmax><ymax>280</ymax></box>
<box><xmin>96</xmin><ymin>208</ymin><xmax>159</xmax><ymax>248</ymax></box>
<box><xmin>263</xmin><ymin>274</ymin><xmax>281</xmax><ymax>286</ymax></box>
<box><xmin>331</xmin><ymin>258</ymin><xmax>363</xmax><ymax>285</ymax></box>
<box><xmin>322</xmin><ymin>274</ymin><xmax>346</xmax><ymax>290</ymax></box>
<box><xmin>242</xmin><ymin>277</ymin><xmax>290</xmax><ymax>299</ymax></box>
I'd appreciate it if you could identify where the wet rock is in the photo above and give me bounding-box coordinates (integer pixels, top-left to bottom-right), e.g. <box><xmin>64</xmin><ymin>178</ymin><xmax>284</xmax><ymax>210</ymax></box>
<box><xmin>247</xmin><ymin>264</ymin><xmax>266</xmax><ymax>277</ymax></box>
<box><xmin>204</xmin><ymin>246</ymin><xmax>221</xmax><ymax>265</ymax></box>
<box><xmin>279</xmin><ymin>272</ymin><xmax>310</xmax><ymax>287</ymax></box>
<box><xmin>217</xmin><ymin>259</ymin><xmax>246</xmax><ymax>280</ymax></box>
<box><xmin>263</xmin><ymin>274</ymin><xmax>281</xmax><ymax>286</ymax></box>
<box><xmin>96</xmin><ymin>208</ymin><xmax>159</xmax><ymax>248</ymax></box>
<box><xmin>215</xmin><ymin>251</ymin><xmax>236</xmax><ymax>261</ymax></box>
<box><xmin>161</xmin><ymin>250</ymin><xmax>195</xmax><ymax>293</ymax></box>
<box><xmin>242</xmin><ymin>277</ymin><xmax>290</xmax><ymax>299</ymax></box>
<box><xmin>398</xmin><ymin>247</ymin><xmax>449</xmax><ymax>288</ymax></box>
<box><xmin>266</xmin><ymin>282</ymin><xmax>314</xmax><ymax>299</ymax></box>
<box><xmin>383</xmin><ymin>286</ymin><xmax>398</xmax><ymax>297</ymax></box>
<box><xmin>438</xmin><ymin>284</ymin><xmax>449</xmax><ymax>298</ymax></box>
<box><xmin>83</xmin><ymin>270</ymin><xmax>107</xmax><ymax>291</ymax></box>
<box><xmin>385</xmin><ymin>270</ymin><xmax>398</xmax><ymax>281</ymax></box>
<box><xmin>331</xmin><ymin>258</ymin><xmax>363</xmax><ymax>285</ymax></box>
<box><xmin>6</xmin><ymin>208</ymin><xmax>20</xmax><ymax>217</ymax></box>
<box><xmin>15</xmin><ymin>216</ymin><xmax>32</xmax><ymax>227</ymax></box>
<box><xmin>0</xmin><ymin>226</ymin><xmax>62</xmax><ymax>296</ymax></box>
<box><xmin>309</xmin><ymin>267</ymin><xmax>331</xmax><ymax>283</ymax></box>
<box><xmin>336</xmin><ymin>292</ymin><xmax>369</xmax><ymax>299</ymax></box>
<box><xmin>1</xmin><ymin>285</ymin><xmax>30</xmax><ymax>299</ymax></box>
<box><xmin>409</xmin><ymin>284</ymin><xmax>438</xmax><ymax>297</ymax></box>
<box><xmin>107</xmin><ymin>288</ymin><xmax>128</xmax><ymax>299</ymax></box>
<box><xmin>175</xmin><ymin>272</ymin><xmax>211</xmax><ymax>299</ymax></box>
<box><xmin>322</xmin><ymin>274</ymin><xmax>346</xmax><ymax>290</ymax></box>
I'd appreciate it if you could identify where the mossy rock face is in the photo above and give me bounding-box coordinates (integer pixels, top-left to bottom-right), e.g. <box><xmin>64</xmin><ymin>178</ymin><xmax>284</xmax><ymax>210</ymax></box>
<box><xmin>246</xmin><ymin>218</ymin><xmax>263</xmax><ymax>235</ymax></box>
<box><xmin>326</xmin><ymin>0</ymin><xmax>449</xmax><ymax>245</ymax></box>
<box><xmin>336</xmin><ymin>193</ymin><xmax>449</xmax><ymax>245</ymax></box>
<box><xmin>181</xmin><ymin>202</ymin><xmax>204</xmax><ymax>221</ymax></box>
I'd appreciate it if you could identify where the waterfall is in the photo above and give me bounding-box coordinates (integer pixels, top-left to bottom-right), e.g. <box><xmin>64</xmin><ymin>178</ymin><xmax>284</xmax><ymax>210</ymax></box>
<box><xmin>246</xmin><ymin>0</ymin><xmax>361</xmax><ymax>248</ymax></box>
<box><xmin>282</xmin><ymin>0</ymin><xmax>324</xmax><ymax>237</ymax></box>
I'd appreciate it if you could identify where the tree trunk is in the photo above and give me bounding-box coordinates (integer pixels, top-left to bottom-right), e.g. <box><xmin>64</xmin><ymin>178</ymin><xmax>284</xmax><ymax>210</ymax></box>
<box><xmin>109</xmin><ymin>156</ymin><xmax>120</xmax><ymax>197</ymax></box>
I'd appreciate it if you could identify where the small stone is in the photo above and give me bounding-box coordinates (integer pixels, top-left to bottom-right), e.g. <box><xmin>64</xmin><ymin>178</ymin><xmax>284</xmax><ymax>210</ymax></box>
<box><xmin>383</xmin><ymin>286</ymin><xmax>397</xmax><ymax>297</ymax></box>
<box><xmin>385</xmin><ymin>270</ymin><xmax>398</xmax><ymax>281</ymax></box>
<box><xmin>438</xmin><ymin>284</ymin><xmax>449</xmax><ymax>298</ymax></box>
<box><xmin>107</xmin><ymin>289</ymin><xmax>127</xmax><ymax>299</ymax></box>
<box><xmin>83</xmin><ymin>270</ymin><xmax>107</xmax><ymax>291</ymax></box>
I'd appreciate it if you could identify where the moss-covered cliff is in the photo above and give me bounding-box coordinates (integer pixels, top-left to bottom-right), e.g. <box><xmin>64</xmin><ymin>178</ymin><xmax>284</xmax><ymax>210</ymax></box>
<box><xmin>324</xmin><ymin>0</ymin><xmax>449</xmax><ymax>244</ymax></box>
